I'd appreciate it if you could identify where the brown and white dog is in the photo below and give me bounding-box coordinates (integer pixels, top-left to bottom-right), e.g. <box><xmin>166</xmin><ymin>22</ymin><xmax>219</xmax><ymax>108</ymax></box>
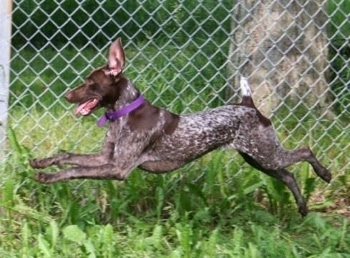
<box><xmin>30</xmin><ymin>38</ymin><xmax>331</xmax><ymax>216</ymax></box>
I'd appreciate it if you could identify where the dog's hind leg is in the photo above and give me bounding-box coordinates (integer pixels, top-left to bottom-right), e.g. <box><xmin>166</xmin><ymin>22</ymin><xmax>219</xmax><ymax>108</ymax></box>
<box><xmin>237</xmin><ymin>77</ymin><xmax>331</xmax><ymax>183</ymax></box>
<box><xmin>273</xmin><ymin>147</ymin><xmax>331</xmax><ymax>183</ymax></box>
<box><xmin>239</xmin><ymin>152</ymin><xmax>308</xmax><ymax>216</ymax></box>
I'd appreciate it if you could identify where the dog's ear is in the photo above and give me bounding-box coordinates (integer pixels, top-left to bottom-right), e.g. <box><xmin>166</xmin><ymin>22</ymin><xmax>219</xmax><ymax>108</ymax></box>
<box><xmin>105</xmin><ymin>38</ymin><xmax>125</xmax><ymax>77</ymax></box>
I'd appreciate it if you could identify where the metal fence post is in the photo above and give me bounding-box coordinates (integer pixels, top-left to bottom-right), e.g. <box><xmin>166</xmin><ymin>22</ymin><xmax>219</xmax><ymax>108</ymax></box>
<box><xmin>0</xmin><ymin>0</ymin><xmax>13</xmax><ymax>156</ymax></box>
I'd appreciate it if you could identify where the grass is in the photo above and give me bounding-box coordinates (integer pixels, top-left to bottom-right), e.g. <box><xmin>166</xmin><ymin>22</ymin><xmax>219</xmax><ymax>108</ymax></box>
<box><xmin>2</xmin><ymin>130</ymin><xmax>350</xmax><ymax>257</ymax></box>
<box><xmin>1</xmin><ymin>150</ymin><xmax>350</xmax><ymax>257</ymax></box>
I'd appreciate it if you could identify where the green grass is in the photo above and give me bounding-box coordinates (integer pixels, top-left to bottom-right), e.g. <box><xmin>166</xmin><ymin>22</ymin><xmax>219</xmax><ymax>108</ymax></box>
<box><xmin>2</xmin><ymin>126</ymin><xmax>350</xmax><ymax>256</ymax></box>
<box><xmin>1</xmin><ymin>141</ymin><xmax>350</xmax><ymax>257</ymax></box>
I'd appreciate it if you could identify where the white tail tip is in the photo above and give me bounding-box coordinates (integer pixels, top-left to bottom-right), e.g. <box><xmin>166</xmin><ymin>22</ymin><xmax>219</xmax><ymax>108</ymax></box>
<box><xmin>240</xmin><ymin>76</ymin><xmax>252</xmax><ymax>96</ymax></box>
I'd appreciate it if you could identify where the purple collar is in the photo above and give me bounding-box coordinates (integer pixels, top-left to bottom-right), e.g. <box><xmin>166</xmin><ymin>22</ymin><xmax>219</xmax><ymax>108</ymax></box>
<box><xmin>97</xmin><ymin>95</ymin><xmax>145</xmax><ymax>127</ymax></box>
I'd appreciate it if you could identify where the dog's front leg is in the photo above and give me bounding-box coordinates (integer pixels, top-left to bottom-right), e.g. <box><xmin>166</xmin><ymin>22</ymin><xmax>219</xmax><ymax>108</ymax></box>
<box><xmin>30</xmin><ymin>152</ymin><xmax>110</xmax><ymax>169</ymax></box>
<box><xmin>30</xmin><ymin>132</ymin><xmax>117</xmax><ymax>169</ymax></box>
<box><xmin>35</xmin><ymin>163</ymin><xmax>135</xmax><ymax>183</ymax></box>
<box><xmin>34</xmin><ymin>132</ymin><xmax>152</xmax><ymax>184</ymax></box>
<box><xmin>35</xmin><ymin>147</ymin><xmax>145</xmax><ymax>183</ymax></box>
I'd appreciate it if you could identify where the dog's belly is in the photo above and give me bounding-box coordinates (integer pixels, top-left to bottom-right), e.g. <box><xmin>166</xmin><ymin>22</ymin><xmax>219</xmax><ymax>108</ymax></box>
<box><xmin>140</xmin><ymin>105</ymin><xmax>257</xmax><ymax>172</ymax></box>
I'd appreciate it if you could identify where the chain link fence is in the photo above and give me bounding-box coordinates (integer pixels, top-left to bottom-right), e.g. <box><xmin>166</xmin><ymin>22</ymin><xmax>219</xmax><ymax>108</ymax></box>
<box><xmin>3</xmin><ymin>0</ymin><xmax>349</xmax><ymax>179</ymax></box>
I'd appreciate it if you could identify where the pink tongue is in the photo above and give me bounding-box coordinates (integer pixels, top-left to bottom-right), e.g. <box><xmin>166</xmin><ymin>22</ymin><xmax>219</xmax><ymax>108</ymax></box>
<box><xmin>74</xmin><ymin>99</ymin><xmax>97</xmax><ymax>115</ymax></box>
<box><xmin>74</xmin><ymin>103</ymin><xmax>87</xmax><ymax>115</ymax></box>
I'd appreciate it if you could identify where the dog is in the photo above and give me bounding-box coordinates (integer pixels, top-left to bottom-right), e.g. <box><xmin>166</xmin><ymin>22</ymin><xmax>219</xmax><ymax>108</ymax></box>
<box><xmin>30</xmin><ymin>38</ymin><xmax>331</xmax><ymax>216</ymax></box>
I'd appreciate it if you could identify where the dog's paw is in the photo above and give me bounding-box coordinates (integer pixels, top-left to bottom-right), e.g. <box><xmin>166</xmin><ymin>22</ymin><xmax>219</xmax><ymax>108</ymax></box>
<box><xmin>321</xmin><ymin>169</ymin><xmax>332</xmax><ymax>183</ymax></box>
<box><xmin>35</xmin><ymin>172</ymin><xmax>53</xmax><ymax>184</ymax></box>
<box><xmin>299</xmin><ymin>204</ymin><xmax>309</xmax><ymax>217</ymax></box>
<box><xmin>30</xmin><ymin>159</ymin><xmax>41</xmax><ymax>168</ymax></box>
<box><xmin>29</xmin><ymin>158</ymin><xmax>51</xmax><ymax>169</ymax></box>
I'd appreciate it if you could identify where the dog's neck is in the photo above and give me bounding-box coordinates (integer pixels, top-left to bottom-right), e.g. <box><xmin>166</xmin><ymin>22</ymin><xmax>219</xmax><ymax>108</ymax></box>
<box><xmin>110</xmin><ymin>77</ymin><xmax>141</xmax><ymax>112</ymax></box>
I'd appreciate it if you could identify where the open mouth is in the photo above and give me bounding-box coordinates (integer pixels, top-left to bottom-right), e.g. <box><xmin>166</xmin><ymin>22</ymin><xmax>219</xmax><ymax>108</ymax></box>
<box><xmin>74</xmin><ymin>98</ymin><xmax>99</xmax><ymax>116</ymax></box>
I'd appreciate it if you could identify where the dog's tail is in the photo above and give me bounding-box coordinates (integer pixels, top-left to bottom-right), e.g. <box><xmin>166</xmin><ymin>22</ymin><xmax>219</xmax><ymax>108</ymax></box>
<box><xmin>239</xmin><ymin>76</ymin><xmax>255</xmax><ymax>108</ymax></box>
<box><xmin>240</xmin><ymin>76</ymin><xmax>252</xmax><ymax>97</ymax></box>
<box><xmin>239</xmin><ymin>76</ymin><xmax>271</xmax><ymax>125</ymax></box>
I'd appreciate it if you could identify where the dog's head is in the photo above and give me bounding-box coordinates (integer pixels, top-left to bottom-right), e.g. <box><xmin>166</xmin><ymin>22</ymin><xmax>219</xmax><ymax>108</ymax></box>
<box><xmin>65</xmin><ymin>38</ymin><xmax>127</xmax><ymax>115</ymax></box>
